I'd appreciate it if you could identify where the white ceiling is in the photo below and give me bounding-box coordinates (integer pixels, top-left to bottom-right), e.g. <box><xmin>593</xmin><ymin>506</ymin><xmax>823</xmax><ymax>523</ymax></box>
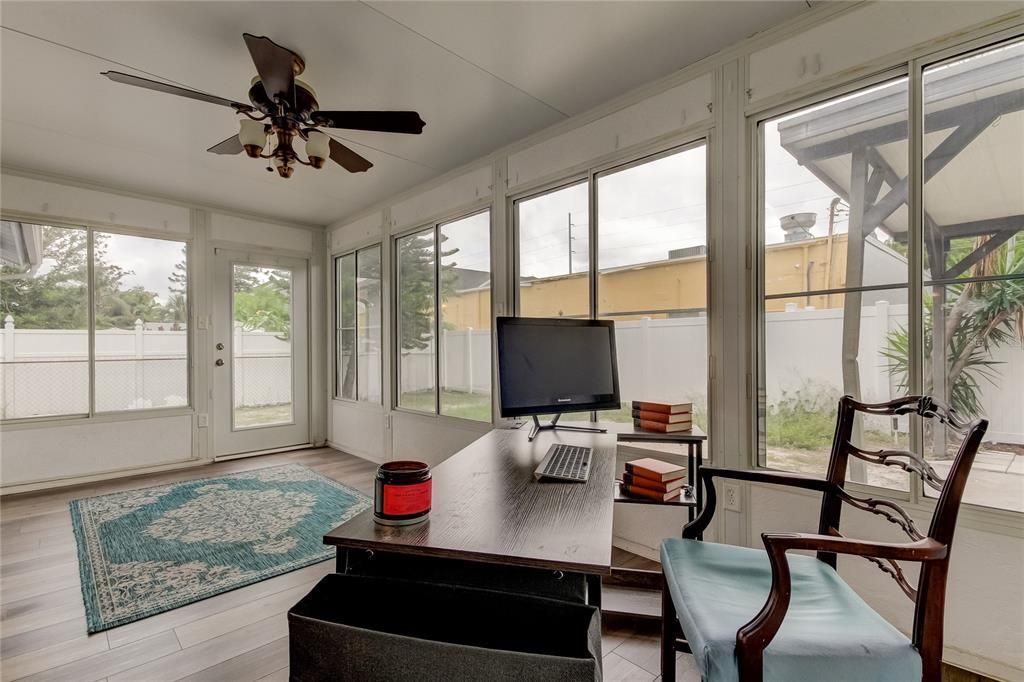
<box><xmin>1</xmin><ymin>1</ymin><xmax>809</xmax><ymax>226</ymax></box>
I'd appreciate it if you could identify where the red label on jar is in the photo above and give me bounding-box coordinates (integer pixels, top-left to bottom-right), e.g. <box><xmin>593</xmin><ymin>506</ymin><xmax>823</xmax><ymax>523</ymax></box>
<box><xmin>382</xmin><ymin>480</ymin><xmax>432</xmax><ymax>516</ymax></box>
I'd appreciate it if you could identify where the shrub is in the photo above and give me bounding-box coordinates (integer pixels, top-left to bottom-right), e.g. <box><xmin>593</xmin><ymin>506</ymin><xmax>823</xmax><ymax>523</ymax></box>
<box><xmin>765</xmin><ymin>383</ymin><xmax>839</xmax><ymax>451</ymax></box>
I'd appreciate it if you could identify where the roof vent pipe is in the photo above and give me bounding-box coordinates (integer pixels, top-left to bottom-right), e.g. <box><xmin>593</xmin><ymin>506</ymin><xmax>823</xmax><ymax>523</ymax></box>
<box><xmin>780</xmin><ymin>212</ymin><xmax>816</xmax><ymax>242</ymax></box>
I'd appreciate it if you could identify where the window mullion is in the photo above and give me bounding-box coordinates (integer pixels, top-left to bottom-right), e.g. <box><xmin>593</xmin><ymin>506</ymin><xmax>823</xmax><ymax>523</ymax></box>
<box><xmin>908</xmin><ymin>57</ymin><xmax>925</xmax><ymax>506</ymax></box>
<box><xmin>87</xmin><ymin>227</ymin><xmax>96</xmax><ymax>417</ymax></box>
<box><xmin>436</xmin><ymin>223</ymin><xmax>444</xmax><ymax>416</ymax></box>
<box><xmin>588</xmin><ymin>174</ymin><xmax>598</xmax><ymax>322</ymax></box>
<box><xmin>353</xmin><ymin>250</ymin><xmax>360</xmax><ymax>401</ymax></box>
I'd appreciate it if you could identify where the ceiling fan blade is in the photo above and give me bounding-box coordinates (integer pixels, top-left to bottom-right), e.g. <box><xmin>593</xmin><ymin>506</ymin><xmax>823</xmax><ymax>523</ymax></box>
<box><xmin>243</xmin><ymin>33</ymin><xmax>300</xmax><ymax>104</ymax></box>
<box><xmin>101</xmin><ymin>71</ymin><xmax>252</xmax><ymax>111</ymax></box>
<box><xmin>207</xmin><ymin>135</ymin><xmax>244</xmax><ymax>155</ymax></box>
<box><xmin>312</xmin><ymin>111</ymin><xmax>425</xmax><ymax>135</ymax></box>
<box><xmin>329</xmin><ymin>138</ymin><xmax>373</xmax><ymax>173</ymax></box>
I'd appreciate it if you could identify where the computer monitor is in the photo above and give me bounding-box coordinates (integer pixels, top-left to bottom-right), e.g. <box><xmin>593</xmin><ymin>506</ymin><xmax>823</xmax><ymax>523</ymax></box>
<box><xmin>496</xmin><ymin>316</ymin><xmax>620</xmax><ymax>440</ymax></box>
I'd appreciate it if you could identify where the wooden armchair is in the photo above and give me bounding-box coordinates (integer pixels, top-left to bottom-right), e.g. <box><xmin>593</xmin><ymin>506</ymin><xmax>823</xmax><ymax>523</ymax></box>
<box><xmin>659</xmin><ymin>395</ymin><xmax>987</xmax><ymax>682</ymax></box>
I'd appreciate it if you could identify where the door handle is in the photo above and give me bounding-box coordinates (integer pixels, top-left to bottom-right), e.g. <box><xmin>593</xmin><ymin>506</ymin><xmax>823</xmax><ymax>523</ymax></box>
<box><xmin>215</xmin><ymin>359</ymin><xmax>225</xmax><ymax>366</ymax></box>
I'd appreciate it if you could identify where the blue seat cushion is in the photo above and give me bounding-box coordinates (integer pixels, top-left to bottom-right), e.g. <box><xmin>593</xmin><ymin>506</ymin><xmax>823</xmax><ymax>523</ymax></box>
<box><xmin>661</xmin><ymin>539</ymin><xmax>921</xmax><ymax>682</ymax></box>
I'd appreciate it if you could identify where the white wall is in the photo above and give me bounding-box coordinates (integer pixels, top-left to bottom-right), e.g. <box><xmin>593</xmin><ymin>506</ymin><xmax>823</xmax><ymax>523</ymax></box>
<box><xmin>324</xmin><ymin>4</ymin><xmax>1024</xmax><ymax>677</ymax></box>
<box><xmin>0</xmin><ymin>172</ymin><xmax>324</xmax><ymax>489</ymax></box>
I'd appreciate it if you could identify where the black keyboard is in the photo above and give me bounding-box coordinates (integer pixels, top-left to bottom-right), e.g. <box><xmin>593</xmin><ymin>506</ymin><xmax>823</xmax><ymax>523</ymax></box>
<box><xmin>534</xmin><ymin>444</ymin><xmax>592</xmax><ymax>482</ymax></box>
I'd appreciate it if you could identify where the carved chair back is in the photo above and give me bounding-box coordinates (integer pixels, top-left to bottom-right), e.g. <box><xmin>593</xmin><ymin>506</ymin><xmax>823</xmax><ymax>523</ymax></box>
<box><xmin>814</xmin><ymin>395</ymin><xmax>987</xmax><ymax>669</ymax></box>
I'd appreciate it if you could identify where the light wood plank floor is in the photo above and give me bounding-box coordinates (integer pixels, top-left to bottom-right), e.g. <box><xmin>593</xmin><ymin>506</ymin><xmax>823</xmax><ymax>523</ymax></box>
<box><xmin>0</xmin><ymin>447</ymin><xmax>697</xmax><ymax>681</ymax></box>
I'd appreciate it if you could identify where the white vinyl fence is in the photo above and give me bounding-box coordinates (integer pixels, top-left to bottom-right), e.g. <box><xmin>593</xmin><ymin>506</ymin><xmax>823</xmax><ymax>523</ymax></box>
<box><xmin>5</xmin><ymin>305</ymin><xmax>1022</xmax><ymax>441</ymax></box>
<box><xmin>0</xmin><ymin>316</ymin><xmax>291</xmax><ymax>419</ymax></box>
<box><xmin>399</xmin><ymin>304</ymin><xmax>1023</xmax><ymax>443</ymax></box>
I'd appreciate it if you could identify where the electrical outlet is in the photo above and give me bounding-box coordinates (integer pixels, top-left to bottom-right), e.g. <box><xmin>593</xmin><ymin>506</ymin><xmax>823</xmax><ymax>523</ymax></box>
<box><xmin>723</xmin><ymin>483</ymin><xmax>741</xmax><ymax>512</ymax></box>
<box><xmin>197</xmin><ymin>413</ymin><xmax>209</xmax><ymax>428</ymax></box>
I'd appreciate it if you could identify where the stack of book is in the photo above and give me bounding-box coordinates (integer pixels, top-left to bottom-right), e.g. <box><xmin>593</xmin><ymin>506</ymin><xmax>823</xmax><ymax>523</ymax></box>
<box><xmin>631</xmin><ymin>400</ymin><xmax>693</xmax><ymax>433</ymax></box>
<box><xmin>621</xmin><ymin>457</ymin><xmax>688</xmax><ymax>502</ymax></box>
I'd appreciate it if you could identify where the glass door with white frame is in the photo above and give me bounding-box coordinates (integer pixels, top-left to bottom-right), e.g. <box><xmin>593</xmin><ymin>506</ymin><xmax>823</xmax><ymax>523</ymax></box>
<box><xmin>212</xmin><ymin>250</ymin><xmax>309</xmax><ymax>457</ymax></box>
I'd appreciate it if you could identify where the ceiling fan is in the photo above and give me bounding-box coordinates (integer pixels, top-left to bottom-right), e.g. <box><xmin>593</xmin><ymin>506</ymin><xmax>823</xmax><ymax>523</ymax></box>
<box><xmin>101</xmin><ymin>33</ymin><xmax>425</xmax><ymax>178</ymax></box>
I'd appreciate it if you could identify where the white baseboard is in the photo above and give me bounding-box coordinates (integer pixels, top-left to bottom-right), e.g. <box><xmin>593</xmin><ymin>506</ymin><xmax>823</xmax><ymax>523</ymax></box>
<box><xmin>943</xmin><ymin>645</ymin><xmax>1022</xmax><ymax>682</ymax></box>
<box><xmin>326</xmin><ymin>440</ymin><xmax>386</xmax><ymax>465</ymax></box>
<box><xmin>612</xmin><ymin>535</ymin><xmax>661</xmax><ymax>564</ymax></box>
<box><xmin>213</xmin><ymin>443</ymin><xmax>312</xmax><ymax>462</ymax></box>
<box><xmin>0</xmin><ymin>457</ymin><xmax>209</xmax><ymax>496</ymax></box>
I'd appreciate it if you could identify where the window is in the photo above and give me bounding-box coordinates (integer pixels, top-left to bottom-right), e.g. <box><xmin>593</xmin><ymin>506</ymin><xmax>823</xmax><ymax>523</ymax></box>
<box><xmin>917</xmin><ymin>41</ymin><xmax>1024</xmax><ymax>512</ymax></box>
<box><xmin>1</xmin><ymin>222</ymin><xmax>89</xmax><ymax>418</ymax></box>
<box><xmin>335</xmin><ymin>244</ymin><xmax>382</xmax><ymax>404</ymax></box>
<box><xmin>439</xmin><ymin>212</ymin><xmax>492</xmax><ymax>419</ymax></box>
<box><xmin>94</xmin><ymin>232</ymin><xmax>189</xmax><ymax>412</ymax></box>
<box><xmin>513</xmin><ymin>144</ymin><xmax>711</xmax><ymax>432</ymax></box>
<box><xmin>396</xmin><ymin>210</ymin><xmax>491</xmax><ymax>421</ymax></box>
<box><xmin>757</xmin><ymin>38</ymin><xmax>1024</xmax><ymax>512</ymax></box>
<box><xmin>758</xmin><ymin>78</ymin><xmax>911</xmax><ymax>489</ymax></box>
<box><xmin>0</xmin><ymin>222</ymin><xmax>189</xmax><ymax>419</ymax></box>
<box><xmin>515</xmin><ymin>182</ymin><xmax>590</xmax><ymax>319</ymax></box>
<box><xmin>233</xmin><ymin>264</ymin><xmax>293</xmax><ymax>428</ymax></box>
<box><xmin>596</xmin><ymin>145</ymin><xmax>709</xmax><ymax>427</ymax></box>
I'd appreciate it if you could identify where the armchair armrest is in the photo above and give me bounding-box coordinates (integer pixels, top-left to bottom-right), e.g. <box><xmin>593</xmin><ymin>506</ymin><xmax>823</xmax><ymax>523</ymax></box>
<box><xmin>761</xmin><ymin>532</ymin><xmax>947</xmax><ymax>562</ymax></box>
<box><xmin>734</xmin><ymin>532</ymin><xmax>947</xmax><ymax>679</ymax></box>
<box><xmin>699</xmin><ymin>467</ymin><xmax>833</xmax><ymax>493</ymax></box>
<box><xmin>682</xmin><ymin>467</ymin><xmax>833</xmax><ymax>539</ymax></box>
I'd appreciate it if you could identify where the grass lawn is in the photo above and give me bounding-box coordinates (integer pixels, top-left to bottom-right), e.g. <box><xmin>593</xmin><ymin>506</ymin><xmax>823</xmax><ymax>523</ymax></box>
<box><xmin>234</xmin><ymin>403</ymin><xmax>293</xmax><ymax>428</ymax></box>
<box><xmin>399</xmin><ymin>390</ymin><xmax>492</xmax><ymax>422</ymax></box>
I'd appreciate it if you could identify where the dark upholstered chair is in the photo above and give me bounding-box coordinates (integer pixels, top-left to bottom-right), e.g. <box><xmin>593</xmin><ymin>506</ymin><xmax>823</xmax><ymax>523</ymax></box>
<box><xmin>660</xmin><ymin>396</ymin><xmax>987</xmax><ymax>682</ymax></box>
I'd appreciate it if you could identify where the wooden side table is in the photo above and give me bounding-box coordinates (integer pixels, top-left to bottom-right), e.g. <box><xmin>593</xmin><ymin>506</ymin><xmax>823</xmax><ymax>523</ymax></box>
<box><xmin>606</xmin><ymin>423</ymin><xmax>707</xmax><ymax>539</ymax></box>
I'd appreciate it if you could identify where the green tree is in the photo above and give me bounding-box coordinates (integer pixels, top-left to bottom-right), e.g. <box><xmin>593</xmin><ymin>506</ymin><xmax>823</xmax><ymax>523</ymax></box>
<box><xmin>163</xmin><ymin>293</ymin><xmax>188</xmax><ymax>330</ymax></box>
<box><xmin>397</xmin><ymin>232</ymin><xmax>458</xmax><ymax>353</ymax></box>
<box><xmin>98</xmin><ymin>285</ymin><xmax>161</xmax><ymax>329</ymax></box>
<box><xmin>1</xmin><ymin>226</ymin><xmax>91</xmax><ymax>328</ymax></box>
<box><xmin>168</xmin><ymin>245</ymin><xmax>188</xmax><ymax>296</ymax></box>
<box><xmin>234</xmin><ymin>282</ymin><xmax>291</xmax><ymax>338</ymax></box>
<box><xmin>1</xmin><ymin>227</ymin><xmax>133</xmax><ymax>329</ymax></box>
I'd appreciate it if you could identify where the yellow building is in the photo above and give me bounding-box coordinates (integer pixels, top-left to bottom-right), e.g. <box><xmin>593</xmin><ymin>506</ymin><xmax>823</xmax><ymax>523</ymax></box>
<box><xmin>442</xmin><ymin>234</ymin><xmax>906</xmax><ymax>330</ymax></box>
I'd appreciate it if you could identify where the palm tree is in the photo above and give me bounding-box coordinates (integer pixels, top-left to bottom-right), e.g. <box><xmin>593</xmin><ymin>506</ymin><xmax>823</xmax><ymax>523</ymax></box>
<box><xmin>164</xmin><ymin>294</ymin><xmax>188</xmax><ymax>330</ymax></box>
<box><xmin>883</xmin><ymin>236</ymin><xmax>1024</xmax><ymax>420</ymax></box>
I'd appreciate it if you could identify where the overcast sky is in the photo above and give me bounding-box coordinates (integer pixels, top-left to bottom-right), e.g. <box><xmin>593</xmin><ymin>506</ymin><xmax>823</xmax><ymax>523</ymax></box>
<box><xmin>440</xmin><ymin>123</ymin><xmax>857</xmax><ymax>280</ymax></box>
<box><xmin>101</xmin><ymin>233</ymin><xmax>184</xmax><ymax>304</ymax></box>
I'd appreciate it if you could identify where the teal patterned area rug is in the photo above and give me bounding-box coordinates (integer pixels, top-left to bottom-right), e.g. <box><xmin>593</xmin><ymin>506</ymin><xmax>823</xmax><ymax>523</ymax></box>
<box><xmin>70</xmin><ymin>463</ymin><xmax>370</xmax><ymax>633</ymax></box>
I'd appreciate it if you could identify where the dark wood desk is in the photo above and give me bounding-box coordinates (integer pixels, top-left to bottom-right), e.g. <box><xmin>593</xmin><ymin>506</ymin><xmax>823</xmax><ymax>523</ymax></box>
<box><xmin>323</xmin><ymin>427</ymin><xmax>618</xmax><ymax>578</ymax></box>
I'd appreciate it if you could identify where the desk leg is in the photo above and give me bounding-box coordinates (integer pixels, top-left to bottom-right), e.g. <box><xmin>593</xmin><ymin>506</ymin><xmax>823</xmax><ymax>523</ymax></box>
<box><xmin>695</xmin><ymin>443</ymin><xmax>704</xmax><ymax>541</ymax></box>
<box><xmin>686</xmin><ymin>443</ymin><xmax>695</xmax><ymax>528</ymax></box>
<box><xmin>585</xmin><ymin>574</ymin><xmax>602</xmax><ymax>609</ymax></box>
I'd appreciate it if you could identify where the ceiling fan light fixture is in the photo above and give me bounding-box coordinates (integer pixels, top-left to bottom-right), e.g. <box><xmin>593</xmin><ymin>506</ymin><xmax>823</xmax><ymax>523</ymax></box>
<box><xmin>239</xmin><ymin>119</ymin><xmax>266</xmax><ymax>158</ymax></box>
<box><xmin>100</xmin><ymin>33</ymin><xmax>423</xmax><ymax>181</ymax></box>
<box><xmin>273</xmin><ymin>155</ymin><xmax>294</xmax><ymax>179</ymax></box>
<box><xmin>305</xmin><ymin>131</ymin><xmax>330</xmax><ymax>169</ymax></box>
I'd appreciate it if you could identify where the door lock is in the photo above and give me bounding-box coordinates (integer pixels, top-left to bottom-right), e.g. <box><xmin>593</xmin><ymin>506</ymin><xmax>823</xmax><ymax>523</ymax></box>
<box><xmin>215</xmin><ymin>342</ymin><xmax>224</xmax><ymax>350</ymax></box>
<box><xmin>215</xmin><ymin>358</ymin><xmax>225</xmax><ymax>366</ymax></box>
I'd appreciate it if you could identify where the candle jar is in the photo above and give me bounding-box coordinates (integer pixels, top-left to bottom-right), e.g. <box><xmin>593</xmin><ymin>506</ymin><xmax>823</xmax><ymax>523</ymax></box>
<box><xmin>374</xmin><ymin>461</ymin><xmax>432</xmax><ymax>526</ymax></box>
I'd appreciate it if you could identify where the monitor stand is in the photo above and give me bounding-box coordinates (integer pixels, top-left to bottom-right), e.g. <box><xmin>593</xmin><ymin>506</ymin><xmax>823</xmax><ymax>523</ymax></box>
<box><xmin>527</xmin><ymin>414</ymin><xmax>607</xmax><ymax>442</ymax></box>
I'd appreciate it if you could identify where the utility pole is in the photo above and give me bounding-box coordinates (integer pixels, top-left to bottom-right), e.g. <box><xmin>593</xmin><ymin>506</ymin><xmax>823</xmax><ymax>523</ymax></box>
<box><xmin>568</xmin><ymin>212</ymin><xmax>576</xmax><ymax>274</ymax></box>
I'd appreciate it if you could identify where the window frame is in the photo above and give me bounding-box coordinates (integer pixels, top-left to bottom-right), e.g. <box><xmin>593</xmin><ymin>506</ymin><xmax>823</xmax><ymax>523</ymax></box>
<box><xmin>333</xmin><ymin>243</ymin><xmax>383</xmax><ymax>405</ymax></box>
<box><xmin>510</xmin><ymin>137</ymin><xmax>713</xmax><ymax>428</ymax></box>
<box><xmin>748</xmin><ymin>31</ymin><xmax>1024</xmax><ymax>521</ymax></box>
<box><xmin>753</xmin><ymin>70</ymin><xmax>913</xmax><ymax>496</ymax></box>
<box><xmin>390</xmin><ymin>207</ymin><xmax>493</xmax><ymax>423</ymax></box>
<box><xmin>0</xmin><ymin>215</ymin><xmax>193</xmax><ymax>425</ymax></box>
